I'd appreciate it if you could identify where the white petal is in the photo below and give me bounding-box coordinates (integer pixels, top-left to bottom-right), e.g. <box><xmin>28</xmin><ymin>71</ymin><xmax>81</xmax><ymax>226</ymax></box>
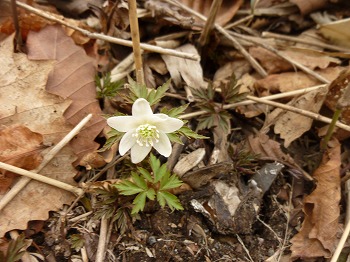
<box><xmin>119</xmin><ymin>130</ymin><xmax>137</xmax><ymax>155</ymax></box>
<box><xmin>153</xmin><ymin>132</ymin><xmax>172</xmax><ymax>157</ymax></box>
<box><xmin>132</xmin><ymin>98</ymin><xmax>153</xmax><ymax>117</ymax></box>
<box><xmin>152</xmin><ymin>114</ymin><xmax>184</xmax><ymax>133</ymax></box>
<box><xmin>107</xmin><ymin>116</ymin><xmax>140</xmax><ymax>132</ymax></box>
<box><xmin>130</xmin><ymin>143</ymin><xmax>152</xmax><ymax>163</ymax></box>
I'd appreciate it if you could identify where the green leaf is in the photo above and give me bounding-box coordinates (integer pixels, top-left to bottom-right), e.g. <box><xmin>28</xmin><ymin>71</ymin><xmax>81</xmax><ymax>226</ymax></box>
<box><xmin>147</xmin><ymin>79</ymin><xmax>170</xmax><ymax>105</ymax></box>
<box><xmin>178</xmin><ymin>126</ymin><xmax>208</xmax><ymax>139</ymax></box>
<box><xmin>114</xmin><ymin>180</ymin><xmax>144</xmax><ymax>195</ymax></box>
<box><xmin>5</xmin><ymin>233</ymin><xmax>26</xmax><ymax>262</ymax></box>
<box><xmin>154</xmin><ymin>163</ymin><xmax>168</xmax><ymax>183</ymax></box>
<box><xmin>132</xmin><ymin>192</ymin><xmax>147</xmax><ymax>214</ymax></box>
<box><xmin>70</xmin><ymin>234</ymin><xmax>85</xmax><ymax>250</ymax></box>
<box><xmin>149</xmin><ymin>154</ymin><xmax>161</xmax><ymax>175</ymax></box>
<box><xmin>127</xmin><ymin>75</ymin><xmax>148</xmax><ymax>100</ymax></box>
<box><xmin>96</xmin><ymin>72</ymin><xmax>124</xmax><ymax>99</ymax></box>
<box><xmin>159</xmin><ymin>173</ymin><xmax>183</xmax><ymax>191</ymax></box>
<box><xmin>131</xmin><ymin>172</ymin><xmax>148</xmax><ymax>190</ymax></box>
<box><xmin>166</xmin><ymin>132</ymin><xmax>184</xmax><ymax>144</ymax></box>
<box><xmin>98</xmin><ymin>129</ymin><xmax>124</xmax><ymax>152</ymax></box>
<box><xmin>160</xmin><ymin>103</ymin><xmax>188</xmax><ymax>118</ymax></box>
<box><xmin>137</xmin><ymin>167</ymin><xmax>153</xmax><ymax>182</ymax></box>
<box><xmin>157</xmin><ymin>191</ymin><xmax>183</xmax><ymax>211</ymax></box>
<box><xmin>146</xmin><ymin>188</ymin><xmax>156</xmax><ymax>200</ymax></box>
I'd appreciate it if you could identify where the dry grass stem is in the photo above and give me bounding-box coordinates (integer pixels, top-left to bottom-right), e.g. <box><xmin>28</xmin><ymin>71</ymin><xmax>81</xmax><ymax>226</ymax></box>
<box><xmin>0</xmin><ymin>114</ymin><xmax>92</xmax><ymax>211</ymax></box>
<box><xmin>0</xmin><ymin>162</ymin><xmax>84</xmax><ymax>195</ymax></box>
<box><xmin>198</xmin><ymin>0</ymin><xmax>223</xmax><ymax>46</ymax></box>
<box><xmin>262</xmin><ymin>31</ymin><xmax>350</xmax><ymax>53</ymax></box>
<box><xmin>14</xmin><ymin>1</ymin><xmax>199</xmax><ymax>61</ymax></box>
<box><xmin>330</xmin><ymin>217</ymin><xmax>350</xmax><ymax>262</ymax></box>
<box><xmin>246</xmin><ymin>95</ymin><xmax>350</xmax><ymax>131</ymax></box>
<box><xmin>224</xmin><ymin>14</ymin><xmax>254</xmax><ymax>30</ymax></box>
<box><xmin>95</xmin><ymin>216</ymin><xmax>109</xmax><ymax>262</ymax></box>
<box><xmin>164</xmin><ymin>0</ymin><xmax>268</xmax><ymax>77</ymax></box>
<box><xmin>230</xmin><ymin>31</ymin><xmax>330</xmax><ymax>84</ymax></box>
<box><xmin>128</xmin><ymin>0</ymin><xmax>144</xmax><ymax>84</ymax></box>
<box><xmin>180</xmin><ymin>84</ymin><xmax>326</xmax><ymax>119</ymax></box>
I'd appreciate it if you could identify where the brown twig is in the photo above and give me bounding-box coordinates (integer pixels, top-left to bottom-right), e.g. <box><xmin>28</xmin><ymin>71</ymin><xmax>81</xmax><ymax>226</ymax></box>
<box><xmin>198</xmin><ymin>0</ymin><xmax>223</xmax><ymax>47</ymax></box>
<box><xmin>128</xmin><ymin>0</ymin><xmax>144</xmax><ymax>85</ymax></box>
<box><xmin>164</xmin><ymin>0</ymin><xmax>268</xmax><ymax>77</ymax></box>
<box><xmin>0</xmin><ymin>114</ymin><xmax>92</xmax><ymax>211</ymax></box>
<box><xmin>14</xmin><ymin>1</ymin><xmax>199</xmax><ymax>61</ymax></box>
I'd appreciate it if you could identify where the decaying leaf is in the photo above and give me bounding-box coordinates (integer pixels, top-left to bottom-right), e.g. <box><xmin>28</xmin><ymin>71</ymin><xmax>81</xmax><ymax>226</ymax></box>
<box><xmin>162</xmin><ymin>44</ymin><xmax>205</xmax><ymax>88</ymax></box>
<box><xmin>290</xmin><ymin>139</ymin><xmax>341</xmax><ymax>259</ymax></box>
<box><xmin>318</xmin><ymin>18</ymin><xmax>350</xmax><ymax>49</ymax></box>
<box><xmin>26</xmin><ymin>25</ymin><xmax>105</xmax><ymax>165</ymax></box>
<box><xmin>0</xmin><ymin>35</ymin><xmax>76</xmax><ymax>236</ymax></box>
<box><xmin>265</xmin><ymin>85</ymin><xmax>328</xmax><ymax>147</ymax></box>
<box><xmin>249</xmin><ymin>46</ymin><xmax>340</xmax><ymax>74</ymax></box>
<box><xmin>254</xmin><ymin>66</ymin><xmax>346</xmax><ymax>95</ymax></box>
<box><xmin>290</xmin><ymin>0</ymin><xmax>328</xmax><ymax>15</ymax></box>
<box><xmin>0</xmin><ymin>126</ymin><xmax>45</xmax><ymax>194</ymax></box>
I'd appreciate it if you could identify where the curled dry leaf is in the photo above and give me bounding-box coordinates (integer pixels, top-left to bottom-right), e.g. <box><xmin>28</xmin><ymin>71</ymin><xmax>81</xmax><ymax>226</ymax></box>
<box><xmin>26</xmin><ymin>25</ymin><xmax>106</xmax><ymax>165</ymax></box>
<box><xmin>0</xmin><ymin>126</ymin><xmax>45</xmax><ymax>194</ymax></box>
<box><xmin>0</xmin><ymin>35</ymin><xmax>76</xmax><ymax>236</ymax></box>
<box><xmin>265</xmin><ymin>85</ymin><xmax>328</xmax><ymax>147</ymax></box>
<box><xmin>290</xmin><ymin>139</ymin><xmax>341</xmax><ymax>259</ymax></box>
<box><xmin>289</xmin><ymin>0</ymin><xmax>329</xmax><ymax>15</ymax></box>
<box><xmin>249</xmin><ymin>46</ymin><xmax>340</xmax><ymax>74</ymax></box>
<box><xmin>254</xmin><ymin>66</ymin><xmax>346</xmax><ymax>95</ymax></box>
<box><xmin>179</xmin><ymin>0</ymin><xmax>243</xmax><ymax>26</ymax></box>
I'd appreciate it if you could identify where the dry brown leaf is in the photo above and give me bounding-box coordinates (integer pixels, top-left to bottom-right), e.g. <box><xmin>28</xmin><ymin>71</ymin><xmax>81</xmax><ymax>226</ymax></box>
<box><xmin>249</xmin><ymin>46</ymin><xmax>340</xmax><ymax>74</ymax></box>
<box><xmin>289</xmin><ymin>0</ymin><xmax>328</xmax><ymax>15</ymax></box>
<box><xmin>162</xmin><ymin>44</ymin><xmax>205</xmax><ymax>88</ymax></box>
<box><xmin>246</xmin><ymin>133</ymin><xmax>297</xmax><ymax>168</ymax></box>
<box><xmin>264</xmin><ymin>85</ymin><xmax>328</xmax><ymax>147</ymax></box>
<box><xmin>0</xmin><ymin>35</ymin><xmax>76</xmax><ymax>236</ymax></box>
<box><xmin>180</xmin><ymin>0</ymin><xmax>243</xmax><ymax>26</ymax></box>
<box><xmin>290</xmin><ymin>139</ymin><xmax>341</xmax><ymax>259</ymax></box>
<box><xmin>254</xmin><ymin>66</ymin><xmax>346</xmax><ymax>95</ymax></box>
<box><xmin>318</xmin><ymin>18</ymin><xmax>350</xmax><ymax>49</ymax></box>
<box><xmin>0</xmin><ymin>126</ymin><xmax>45</xmax><ymax>194</ymax></box>
<box><xmin>26</xmin><ymin>25</ymin><xmax>105</xmax><ymax>165</ymax></box>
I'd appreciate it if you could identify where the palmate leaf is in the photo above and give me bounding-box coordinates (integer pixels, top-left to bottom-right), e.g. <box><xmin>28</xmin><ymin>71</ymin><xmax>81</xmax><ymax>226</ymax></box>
<box><xmin>98</xmin><ymin>129</ymin><xmax>124</xmax><ymax>152</ymax></box>
<box><xmin>157</xmin><ymin>191</ymin><xmax>183</xmax><ymax>211</ymax></box>
<box><xmin>131</xmin><ymin>171</ymin><xmax>148</xmax><ymax>190</ymax></box>
<box><xmin>95</xmin><ymin>72</ymin><xmax>124</xmax><ymax>99</ymax></box>
<box><xmin>132</xmin><ymin>191</ymin><xmax>147</xmax><ymax>214</ymax></box>
<box><xmin>114</xmin><ymin>180</ymin><xmax>145</xmax><ymax>195</ymax></box>
<box><xmin>149</xmin><ymin>154</ymin><xmax>161</xmax><ymax>175</ymax></box>
<box><xmin>154</xmin><ymin>162</ymin><xmax>168</xmax><ymax>183</ymax></box>
<box><xmin>147</xmin><ymin>79</ymin><xmax>170</xmax><ymax>105</ymax></box>
<box><xmin>159</xmin><ymin>172</ymin><xmax>183</xmax><ymax>191</ymax></box>
<box><xmin>127</xmin><ymin>75</ymin><xmax>148</xmax><ymax>101</ymax></box>
<box><xmin>5</xmin><ymin>234</ymin><xmax>26</xmax><ymax>262</ymax></box>
<box><xmin>166</xmin><ymin>132</ymin><xmax>184</xmax><ymax>144</ymax></box>
<box><xmin>137</xmin><ymin>167</ymin><xmax>153</xmax><ymax>182</ymax></box>
<box><xmin>160</xmin><ymin>103</ymin><xmax>189</xmax><ymax>118</ymax></box>
<box><xmin>176</xmin><ymin>126</ymin><xmax>208</xmax><ymax>139</ymax></box>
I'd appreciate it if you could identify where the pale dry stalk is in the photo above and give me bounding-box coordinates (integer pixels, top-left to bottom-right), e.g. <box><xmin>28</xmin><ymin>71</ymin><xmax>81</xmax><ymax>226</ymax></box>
<box><xmin>0</xmin><ymin>114</ymin><xmax>92</xmax><ymax>211</ymax></box>
<box><xmin>128</xmin><ymin>0</ymin><xmax>145</xmax><ymax>85</ymax></box>
<box><xmin>13</xmin><ymin>1</ymin><xmax>199</xmax><ymax>61</ymax></box>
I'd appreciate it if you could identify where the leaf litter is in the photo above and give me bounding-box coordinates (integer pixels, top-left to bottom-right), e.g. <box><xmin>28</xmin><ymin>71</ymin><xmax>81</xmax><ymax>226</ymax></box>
<box><xmin>1</xmin><ymin>0</ymin><xmax>350</xmax><ymax>261</ymax></box>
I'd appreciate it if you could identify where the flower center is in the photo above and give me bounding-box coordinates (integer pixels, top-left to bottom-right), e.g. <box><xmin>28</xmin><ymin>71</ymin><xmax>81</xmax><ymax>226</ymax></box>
<box><xmin>133</xmin><ymin>124</ymin><xmax>160</xmax><ymax>147</ymax></box>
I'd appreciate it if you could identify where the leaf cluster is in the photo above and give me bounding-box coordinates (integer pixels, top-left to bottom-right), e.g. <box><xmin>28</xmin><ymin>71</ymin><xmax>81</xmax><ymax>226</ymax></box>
<box><xmin>95</xmin><ymin>72</ymin><xmax>124</xmax><ymax>99</ymax></box>
<box><xmin>0</xmin><ymin>234</ymin><xmax>26</xmax><ymax>262</ymax></box>
<box><xmin>191</xmin><ymin>74</ymin><xmax>248</xmax><ymax>134</ymax></box>
<box><xmin>92</xmin><ymin>184</ymin><xmax>132</xmax><ymax>234</ymax></box>
<box><xmin>126</xmin><ymin>76</ymin><xmax>169</xmax><ymax>106</ymax></box>
<box><xmin>114</xmin><ymin>154</ymin><xmax>183</xmax><ymax>214</ymax></box>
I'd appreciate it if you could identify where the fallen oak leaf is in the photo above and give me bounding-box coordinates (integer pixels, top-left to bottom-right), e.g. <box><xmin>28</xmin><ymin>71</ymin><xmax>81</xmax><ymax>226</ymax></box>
<box><xmin>290</xmin><ymin>139</ymin><xmax>341</xmax><ymax>259</ymax></box>
<box><xmin>26</xmin><ymin>24</ymin><xmax>106</xmax><ymax>165</ymax></box>
<box><xmin>0</xmin><ymin>35</ymin><xmax>76</xmax><ymax>236</ymax></box>
<box><xmin>0</xmin><ymin>126</ymin><xmax>46</xmax><ymax>194</ymax></box>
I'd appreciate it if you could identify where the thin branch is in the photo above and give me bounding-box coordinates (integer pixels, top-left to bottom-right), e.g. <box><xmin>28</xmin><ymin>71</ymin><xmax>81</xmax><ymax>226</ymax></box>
<box><xmin>128</xmin><ymin>0</ymin><xmax>144</xmax><ymax>84</ymax></box>
<box><xmin>262</xmin><ymin>31</ymin><xmax>350</xmax><ymax>53</ymax></box>
<box><xmin>95</xmin><ymin>216</ymin><xmax>109</xmax><ymax>262</ymax></box>
<box><xmin>0</xmin><ymin>162</ymin><xmax>84</xmax><ymax>195</ymax></box>
<box><xmin>14</xmin><ymin>1</ymin><xmax>199</xmax><ymax>61</ymax></box>
<box><xmin>164</xmin><ymin>0</ymin><xmax>268</xmax><ymax>77</ymax></box>
<box><xmin>180</xmin><ymin>84</ymin><xmax>326</xmax><ymax>119</ymax></box>
<box><xmin>198</xmin><ymin>0</ymin><xmax>222</xmax><ymax>47</ymax></box>
<box><xmin>0</xmin><ymin>114</ymin><xmax>92</xmax><ymax>211</ymax></box>
<box><xmin>230</xmin><ymin>31</ymin><xmax>330</xmax><ymax>84</ymax></box>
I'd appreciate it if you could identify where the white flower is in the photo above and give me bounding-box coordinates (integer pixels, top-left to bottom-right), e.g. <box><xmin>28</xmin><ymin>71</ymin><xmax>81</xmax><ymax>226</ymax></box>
<box><xmin>107</xmin><ymin>98</ymin><xmax>184</xmax><ymax>163</ymax></box>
